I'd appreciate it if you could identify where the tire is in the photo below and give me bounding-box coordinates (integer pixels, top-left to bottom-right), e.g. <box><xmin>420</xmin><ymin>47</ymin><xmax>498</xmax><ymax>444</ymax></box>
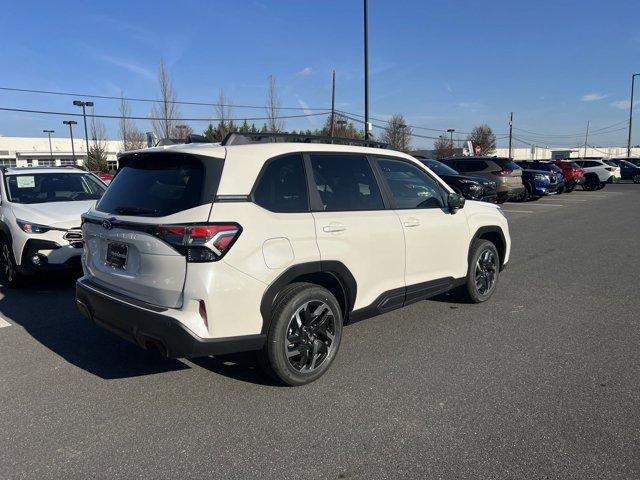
<box><xmin>633</xmin><ymin>174</ymin><xmax>640</xmax><ymax>184</ymax></box>
<box><xmin>0</xmin><ymin>238</ymin><xmax>24</xmax><ymax>287</ymax></box>
<box><xmin>565</xmin><ymin>183</ymin><xmax>575</xmax><ymax>193</ymax></box>
<box><xmin>596</xmin><ymin>182</ymin><xmax>606</xmax><ymax>190</ymax></box>
<box><xmin>520</xmin><ymin>186</ymin><xmax>530</xmax><ymax>202</ymax></box>
<box><xmin>258</xmin><ymin>282</ymin><xmax>343</xmax><ymax>386</ymax></box>
<box><xmin>497</xmin><ymin>196</ymin><xmax>507</xmax><ymax>204</ymax></box>
<box><xmin>460</xmin><ymin>239</ymin><xmax>500</xmax><ymax>304</ymax></box>
<box><xmin>557</xmin><ymin>186</ymin><xmax>564</xmax><ymax>195</ymax></box>
<box><xmin>582</xmin><ymin>175</ymin><xmax>599</xmax><ymax>191</ymax></box>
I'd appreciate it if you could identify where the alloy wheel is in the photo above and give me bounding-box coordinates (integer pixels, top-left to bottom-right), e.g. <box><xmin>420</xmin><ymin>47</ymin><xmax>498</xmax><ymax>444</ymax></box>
<box><xmin>285</xmin><ymin>300</ymin><xmax>337</xmax><ymax>373</ymax></box>
<box><xmin>475</xmin><ymin>249</ymin><xmax>497</xmax><ymax>295</ymax></box>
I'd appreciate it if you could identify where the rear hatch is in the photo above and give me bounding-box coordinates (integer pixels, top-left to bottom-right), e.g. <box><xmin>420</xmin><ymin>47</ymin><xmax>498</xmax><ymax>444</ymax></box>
<box><xmin>494</xmin><ymin>158</ymin><xmax>523</xmax><ymax>187</ymax></box>
<box><xmin>82</xmin><ymin>150</ymin><xmax>225</xmax><ymax>308</ymax></box>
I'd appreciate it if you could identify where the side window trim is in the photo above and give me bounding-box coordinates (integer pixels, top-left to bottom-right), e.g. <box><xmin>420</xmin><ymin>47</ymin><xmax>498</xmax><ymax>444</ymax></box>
<box><xmin>306</xmin><ymin>152</ymin><xmax>387</xmax><ymax>213</ymax></box>
<box><xmin>249</xmin><ymin>152</ymin><xmax>310</xmax><ymax>213</ymax></box>
<box><xmin>370</xmin><ymin>155</ymin><xmax>449</xmax><ymax>211</ymax></box>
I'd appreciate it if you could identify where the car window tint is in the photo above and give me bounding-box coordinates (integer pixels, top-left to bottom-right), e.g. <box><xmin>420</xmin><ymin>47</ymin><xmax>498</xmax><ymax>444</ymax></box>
<box><xmin>310</xmin><ymin>154</ymin><xmax>384</xmax><ymax>211</ymax></box>
<box><xmin>456</xmin><ymin>160</ymin><xmax>487</xmax><ymax>172</ymax></box>
<box><xmin>253</xmin><ymin>154</ymin><xmax>308</xmax><ymax>212</ymax></box>
<box><xmin>377</xmin><ymin>158</ymin><xmax>445</xmax><ymax>209</ymax></box>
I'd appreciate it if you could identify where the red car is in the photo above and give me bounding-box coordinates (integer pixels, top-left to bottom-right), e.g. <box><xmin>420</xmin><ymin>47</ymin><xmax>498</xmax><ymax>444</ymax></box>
<box><xmin>551</xmin><ymin>160</ymin><xmax>585</xmax><ymax>192</ymax></box>
<box><xmin>93</xmin><ymin>171</ymin><xmax>113</xmax><ymax>184</ymax></box>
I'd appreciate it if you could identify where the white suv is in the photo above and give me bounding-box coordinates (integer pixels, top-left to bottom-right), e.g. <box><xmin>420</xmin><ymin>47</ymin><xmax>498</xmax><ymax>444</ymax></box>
<box><xmin>0</xmin><ymin>167</ymin><xmax>107</xmax><ymax>286</ymax></box>
<box><xmin>573</xmin><ymin>158</ymin><xmax>621</xmax><ymax>190</ymax></box>
<box><xmin>76</xmin><ymin>134</ymin><xmax>511</xmax><ymax>385</ymax></box>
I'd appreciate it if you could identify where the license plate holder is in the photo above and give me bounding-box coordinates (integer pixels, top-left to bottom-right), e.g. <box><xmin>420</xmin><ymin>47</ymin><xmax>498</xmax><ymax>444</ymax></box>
<box><xmin>106</xmin><ymin>242</ymin><xmax>128</xmax><ymax>270</ymax></box>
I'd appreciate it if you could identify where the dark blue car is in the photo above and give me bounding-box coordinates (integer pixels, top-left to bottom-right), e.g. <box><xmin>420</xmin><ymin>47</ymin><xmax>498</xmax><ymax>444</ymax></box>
<box><xmin>516</xmin><ymin>161</ymin><xmax>565</xmax><ymax>199</ymax></box>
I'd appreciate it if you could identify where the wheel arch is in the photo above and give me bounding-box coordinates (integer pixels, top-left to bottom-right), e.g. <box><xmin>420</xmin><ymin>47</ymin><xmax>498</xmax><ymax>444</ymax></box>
<box><xmin>259</xmin><ymin>261</ymin><xmax>357</xmax><ymax>334</ymax></box>
<box><xmin>471</xmin><ymin>226</ymin><xmax>507</xmax><ymax>270</ymax></box>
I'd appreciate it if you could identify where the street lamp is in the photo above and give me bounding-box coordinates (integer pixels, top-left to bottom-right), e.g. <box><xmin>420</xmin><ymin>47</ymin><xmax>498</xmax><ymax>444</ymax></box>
<box><xmin>43</xmin><ymin>129</ymin><xmax>55</xmax><ymax>160</ymax></box>
<box><xmin>63</xmin><ymin>120</ymin><xmax>78</xmax><ymax>164</ymax></box>
<box><xmin>447</xmin><ymin>128</ymin><xmax>455</xmax><ymax>156</ymax></box>
<box><xmin>73</xmin><ymin>100</ymin><xmax>94</xmax><ymax>160</ymax></box>
<box><xmin>627</xmin><ymin>73</ymin><xmax>639</xmax><ymax>157</ymax></box>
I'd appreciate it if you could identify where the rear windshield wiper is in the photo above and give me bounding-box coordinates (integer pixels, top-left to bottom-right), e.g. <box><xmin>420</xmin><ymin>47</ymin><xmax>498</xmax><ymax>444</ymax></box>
<box><xmin>114</xmin><ymin>206</ymin><xmax>159</xmax><ymax>216</ymax></box>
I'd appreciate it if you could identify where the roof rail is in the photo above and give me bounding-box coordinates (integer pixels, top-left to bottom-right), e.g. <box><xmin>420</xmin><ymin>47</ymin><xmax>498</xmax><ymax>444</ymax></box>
<box><xmin>221</xmin><ymin>132</ymin><xmax>389</xmax><ymax>149</ymax></box>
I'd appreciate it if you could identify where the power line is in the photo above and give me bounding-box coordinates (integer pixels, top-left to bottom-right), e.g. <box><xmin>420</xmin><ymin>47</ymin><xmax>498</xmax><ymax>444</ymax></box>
<box><xmin>0</xmin><ymin>86</ymin><xmax>330</xmax><ymax>111</ymax></box>
<box><xmin>0</xmin><ymin>106</ymin><xmax>330</xmax><ymax>122</ymax></box>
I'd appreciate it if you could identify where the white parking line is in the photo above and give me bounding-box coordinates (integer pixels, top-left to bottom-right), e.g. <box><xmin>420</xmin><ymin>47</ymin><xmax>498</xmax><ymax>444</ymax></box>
<box><xmin>501</xmin><ymin>209</ymin><xmax>533</xmax><ymax>213</ymax></box>
<box><xmin>527</xmin><ymin>203</ymin><xmax>564</xmax><ymax>207</ymax></box>
<box><xmin>0</xmin><ymin>317</ymin><xmax>10</xmax><ymax>328</ymax></box>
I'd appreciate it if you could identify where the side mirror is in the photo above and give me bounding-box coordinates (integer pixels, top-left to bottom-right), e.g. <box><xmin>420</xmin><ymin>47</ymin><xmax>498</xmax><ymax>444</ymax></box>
<box><xmin>447</xmin><ymin>192</ymin><xmax>465</xmax><ymax>213</ymax></box>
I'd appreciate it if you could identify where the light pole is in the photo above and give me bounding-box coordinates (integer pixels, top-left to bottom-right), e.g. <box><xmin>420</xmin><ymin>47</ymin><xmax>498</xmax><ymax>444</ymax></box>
<box><xmin>447</xmin><ymin>128</ymin><xmax>455</xmax><ymax>156</ymax></box>
<box><xmin>73</xmin><ymin>100</ymin><xmax>94</xmax><ymax>160</ymax></box>
<box><xmin>63</xmin><ymin>120</ymin><xmax>78</xmax><ymax>164</ymax></box>
<box><xmin>43</xmin><ymin>129</ymin><xmax>55</xmax><ymax>161</ymax></box>
<box><xmin>627</xmin><ymin>73</ymin><xmax>639</xmax><ymax>157</ymax></box>
<box><xmin>363</xmin><ymin>0</ymin><xmax>370</xmax><ymax>141</ymax></box>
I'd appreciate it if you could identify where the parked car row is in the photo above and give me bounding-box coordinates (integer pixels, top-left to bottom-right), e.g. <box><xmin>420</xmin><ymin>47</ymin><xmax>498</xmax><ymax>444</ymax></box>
<box><xmin>414</xmin><ymin>155</ymin><xmax>638</xmax><ymax>203</ymax></box>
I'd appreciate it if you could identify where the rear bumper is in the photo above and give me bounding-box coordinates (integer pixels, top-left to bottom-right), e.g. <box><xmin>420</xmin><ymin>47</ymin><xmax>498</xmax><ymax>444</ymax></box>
<box><xmin>76</xmin><ymin>277</ymin><xmax>265</xmax><ymax>358</ymax></box>
<box><xmin>498</xmin><ymin>185</ymin><xmax>526</xmax><ymax>201</ymax></box>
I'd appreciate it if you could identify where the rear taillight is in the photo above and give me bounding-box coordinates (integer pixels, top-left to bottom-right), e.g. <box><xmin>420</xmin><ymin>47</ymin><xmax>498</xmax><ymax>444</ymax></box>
<box><xmin>605</xmin><ymin>167</ymin><xmax>614</xmax><ymax>172</ymax></box>
<box><xmin>154</xmin><ymin>223</ymin><xmax>241</xmax><ymax>262</ymax></box>
<box><xmin>492</xmin><ymin>169</ymin><xmax>513</xmax><ymax>175</ymax></box>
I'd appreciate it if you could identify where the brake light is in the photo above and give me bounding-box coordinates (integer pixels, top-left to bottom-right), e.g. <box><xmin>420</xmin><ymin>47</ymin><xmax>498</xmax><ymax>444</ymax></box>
<box><xmin>154</xmin><ymin>223</ymin><xmax>241</xmax><ymax>262</ymax></box>
<box><xmin>492</xmin><ymin>169</ymin><xmax>513</xmax><ymax>175</ymax></box>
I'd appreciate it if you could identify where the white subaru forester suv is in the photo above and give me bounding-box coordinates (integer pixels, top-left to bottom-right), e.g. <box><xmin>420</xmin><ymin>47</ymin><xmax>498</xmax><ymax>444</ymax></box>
<box><xmin>76</xmin><ymin>134</ymin><xmax>511</xmax><ymax>385</ymax></box>
<box><xmin>0</xmin><ymin>167</ymin><xmax>107</xmax><ymax>286</ymax></box>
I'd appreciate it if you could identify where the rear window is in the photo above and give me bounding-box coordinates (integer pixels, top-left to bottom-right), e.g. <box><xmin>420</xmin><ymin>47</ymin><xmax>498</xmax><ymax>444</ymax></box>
<box><xmin>493</xmin><ymin>158</ymin><xmax>521</xmax><ymax>170</ymax></box>
<box><xmin>97</xmin><ymin>154</ymin><xmax>208</xmax><ymax>217</ymax></box>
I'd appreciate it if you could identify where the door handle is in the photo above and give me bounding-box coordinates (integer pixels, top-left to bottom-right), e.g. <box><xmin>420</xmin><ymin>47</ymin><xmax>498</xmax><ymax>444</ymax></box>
<box><xmin>322</xmin><ymin>223</ymin><xmax>347</xmax><ymax>233</ymax></box>
<box><xmin>403</xmin><ymin>217</ymin><xmax>420</xmax><ymax>228</ymax></box>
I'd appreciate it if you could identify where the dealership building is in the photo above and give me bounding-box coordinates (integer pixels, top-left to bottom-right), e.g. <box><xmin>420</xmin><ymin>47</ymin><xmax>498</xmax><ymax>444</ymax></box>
<box><xmin>0</xmin><ymin>136</ymin><xmax>122</xmax><ymax>170</ymax></box>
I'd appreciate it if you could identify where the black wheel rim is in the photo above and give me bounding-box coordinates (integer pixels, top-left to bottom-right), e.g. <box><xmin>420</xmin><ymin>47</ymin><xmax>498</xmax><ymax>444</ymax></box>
<box><xmin>474</xmin><ymin>249</ymin><xmax>497</xmax><ymax>295</ymax></box>
<box><xmin>2</xmin><ymin>244</ymin><xmax>14</xmax><ymax>282</ymax></box>
<box><xmin>285</xmin><ymin>300</ymin><xmax>337</xmax><ymax>373</ymax></box>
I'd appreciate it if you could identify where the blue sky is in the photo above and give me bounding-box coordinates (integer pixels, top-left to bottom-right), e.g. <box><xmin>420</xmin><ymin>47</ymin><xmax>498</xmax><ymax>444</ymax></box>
<box><xmin>1</xmin><ymin>0</ymin><xmax>639</xmax><ymax>148</ymax></box>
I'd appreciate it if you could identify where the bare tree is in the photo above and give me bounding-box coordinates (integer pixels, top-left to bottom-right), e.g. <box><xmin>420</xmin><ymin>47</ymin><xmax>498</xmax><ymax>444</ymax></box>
<box><xmin>174</xmin><ymin>124</ymin><xmax>194</xmax><ymax>141</ymax></box>
<box><xmin>86</xmin><ymin>108</ymin><xmax>108</xmax><ymax>172</ymax></box>
<box><xmin>380</xmin><ymin>114</ymin><xmax>412</xmax><ymax>151</ymax></box>
<box><xmin>119</xmin><ymin>93</ymin><xmax>146</xmax><ymax>151</ymax></box>
<box><xmin>320</xmin><ymin>113</ymin><xmax>363</xmax><ymax>139</ymax></box>
<box><xmin>467</xmin><ymin>124</ymin><xmax>496</xmax><ymax>155</ymax></box>
<box><xmin>433</xmin><ymin>135</ymin><xmax>453</xmax><ymax>159</ymax></box>
<box><xmin>265</xmin><ymin>75</ymin><xmax>284</xmax><ymax>132</ymax></box>
<box><xmin>150</xmin><ymin>59</ymin><xmax>181</xmax><ymax>139</ymax></box>
<box><xmin>214</xmin><ymin>88</ymin><xmax>234</xmax><ymax>139</ymax></box>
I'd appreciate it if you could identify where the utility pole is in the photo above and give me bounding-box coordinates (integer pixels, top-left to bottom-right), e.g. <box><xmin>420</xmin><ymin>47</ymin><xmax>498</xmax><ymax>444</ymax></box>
<box><xmin>330</xmin><ymin>70</ymin><xmax>336</xmax><ymax>139</ymax></box>
<box><xmin>508</xmin><ymin>112</ymin><xmax>513</xmax><ymax>159</ymax></box>
<box><xmin>627</xmin><ymin>73</ymin><xmax>638</xmax><ymax>157</ymax></box>
<box><xmin>73</xmin><ymin>100</ymin><xmax>94</xmax><ymax>161</ymax></box>
<box><xmin>63</xmin><ymin>120</ymin><xmax>78</xmax><ymax>164</ymax></box>
<box><xmin>584</xmin><ymin>120</ymin><xmax>590</xmax><ymax>158</ymax></box>
<box><xmin>363</xmin><ymin>0</ymin><xmax>370</xmax><ymax>141</ymax></box>
<box><xmin>43</xmin><ymin>130</ymin><xmax>54</xmax><ymax>161</ymax></box>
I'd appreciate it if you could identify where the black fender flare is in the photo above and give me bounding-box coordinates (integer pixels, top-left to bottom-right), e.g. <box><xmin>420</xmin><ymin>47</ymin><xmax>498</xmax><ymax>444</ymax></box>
<box><xmin>259</xmin><ymin>261</ymin><xmax>357</xmax><ymax>334</ymax></box>
<box><xmin>468</xmin><ymin>226</ymin><xmax>507</xmax><ymax>271</ymax></box>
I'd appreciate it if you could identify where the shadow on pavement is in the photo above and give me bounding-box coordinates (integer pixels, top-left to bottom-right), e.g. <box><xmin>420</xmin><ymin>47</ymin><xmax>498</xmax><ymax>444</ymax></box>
<box><xmin>190</xmin><ymin>352</ymin><xmax>281</xmax><ymax>387</ymax></box>
<box><xmin>0</xmin><ymin>271</ymin><xmax>189</xmax><ymax>379</ymax></box>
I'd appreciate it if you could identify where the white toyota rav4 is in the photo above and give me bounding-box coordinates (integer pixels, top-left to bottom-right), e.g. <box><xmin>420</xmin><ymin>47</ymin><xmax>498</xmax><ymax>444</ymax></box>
<box><xmin>76</xmin><ymin>134</ymin><xmax>511</xmax><ymax>385</ymax></box>
<box><xmin>0</xmin><ymin>167</ymin><xmax>107</xmax><ymax>286</ymax></box>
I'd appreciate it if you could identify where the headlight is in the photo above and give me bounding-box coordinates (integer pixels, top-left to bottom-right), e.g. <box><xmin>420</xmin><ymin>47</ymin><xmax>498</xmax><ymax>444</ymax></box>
<box><xmin>16</xmin><ymin>219</ymin><xmax>52</xmax><ymax>234</ymax></box>
<box><xmin>534</xmin><ymin>173</ymin><xmax>547</xmax><ymax>181</ymax></box>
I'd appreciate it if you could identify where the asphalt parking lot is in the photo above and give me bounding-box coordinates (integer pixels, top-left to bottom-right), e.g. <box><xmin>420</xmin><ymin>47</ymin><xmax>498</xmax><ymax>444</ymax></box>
<box><xmin>1</xmin><ymin>183</ymin><xmax>639</xmax><ymax>480</ymax></box>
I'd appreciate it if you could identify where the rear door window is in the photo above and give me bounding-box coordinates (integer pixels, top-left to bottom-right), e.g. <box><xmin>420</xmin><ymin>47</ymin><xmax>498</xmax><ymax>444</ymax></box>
<box><xmin>97</xmin><ymin>154</ymin><xmax>209</xmax><ymax>217</ymax></box>
<box><xmin>310</xmin><ymin>154</ymin><xmax>384</xmax><ymax>211</ymax></box>
<box><xmin>456</xmin><ymin>160</ymin><xmax>487</xmax><ymax>172</ymax></box>
<box><xmin>253</xmin><ymin>154</ymin><xmax>308</xmax><ymax>212</ymax></box>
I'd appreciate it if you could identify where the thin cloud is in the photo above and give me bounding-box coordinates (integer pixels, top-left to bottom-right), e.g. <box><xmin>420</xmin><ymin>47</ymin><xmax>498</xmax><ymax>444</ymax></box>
<box><xmin>296</xmin><ymin>96</ymin><xmax>317</xmax><ymax>125</ymax></box>
<box><xmin>455</xmin><ymin>101</ymin><xmax>483</xmax><ymax>109</ymax></box>
<box><xmin>610</xmin><ymin>100</ymin><xmax>632</xmax><ymax>109</ymax></box>
<box><xmin>295</xmin><ymin>67</ymin><xmax>313</xmax><ymax>77</ymax></box>
<box><xmin>581</xmin><ymin>92</ymin><xmax>608</xmax><ymax>102</ymax></box>
<box><xmin>98</xmin><ymin>54</ymin><xmax>155</xmax><ymax>81</ymax></box>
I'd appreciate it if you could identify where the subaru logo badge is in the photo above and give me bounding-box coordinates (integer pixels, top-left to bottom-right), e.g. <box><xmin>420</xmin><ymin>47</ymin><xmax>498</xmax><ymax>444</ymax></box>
<box><xmin>102</xmin><ymin>219</ymin><xmax>113</xmax><ymax>230</ymax></box>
